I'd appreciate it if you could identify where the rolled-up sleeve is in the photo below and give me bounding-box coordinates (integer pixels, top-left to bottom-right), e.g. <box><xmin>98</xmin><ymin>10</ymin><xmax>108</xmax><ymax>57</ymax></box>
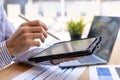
<box><xmin>0</xmin><ymin>41</ymin><xmax>13</xmax><ymax>70</ymax></box>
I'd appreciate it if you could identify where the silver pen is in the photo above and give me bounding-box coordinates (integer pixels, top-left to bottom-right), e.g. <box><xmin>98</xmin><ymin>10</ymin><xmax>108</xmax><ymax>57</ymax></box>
<box><xmin>18</xmin><ymin>14</ymin><xmax>61</xmax><ymax>40</ymax></box>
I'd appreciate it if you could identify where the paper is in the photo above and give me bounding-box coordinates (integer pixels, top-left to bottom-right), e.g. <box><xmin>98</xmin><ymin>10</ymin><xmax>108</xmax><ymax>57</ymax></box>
<box><xmin>12</xmin><ymin>65</ymin><xmax>86</xmax><ymax>80</ymax></box>
<box><xmin>89</xmin><ymin>65</ymin><xmax>120</xmax><ymax>80</ymax></box>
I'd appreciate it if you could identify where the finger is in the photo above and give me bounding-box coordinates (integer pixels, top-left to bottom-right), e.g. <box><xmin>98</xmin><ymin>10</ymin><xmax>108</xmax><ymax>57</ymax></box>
<box><xmin>21</xmin><ymin>20</ymin><xmax>48</xmax><ymax>31</ymax></box>
<box><xmin>39</xmin><ymin>33</ymin><xmax>45</xmax><ymax>43</ymax></box>
<box><xmin>20</xmin><ymin>26</ymin><xmax>47</xmax><ymax>39</ymax></box>
<box><xmin>50</xmin><ymin>59</ymin><xmax>61</xmax><ymax>65</ymax></box>
<box><xmin>51</xmin><ymin>59</ymin><xmax>66</xmax><ymax>65</ymax></box>
<box><xmin>41</xmin><ymin>27</ymin><xmax>48</xmax><ymax>38</ymax></box>
<box><xmin>30</xmin><ymin>40</ymin><xmax>40</xmax><ymax>47</ymax></box>
<box><xmin>29</xmin><ymin>26</ymin><xmax>48</xmax><ymax>38</ymax></box>
<box><xmin>20</xmin><ymin>26</ymin><xmax>43</xmax><ymax>33</ymax></box>
<box><xmin>51</xmin><ymin>57</ymin><xmax>80</xmax><ymax>65</ymax></box>
<box><xmin>30</xmin><ymin>33</ymin><xmax>45</xmax><ymax>43</ymax></box>
<box><xmin>39</xmin><ymin>21</ymin><xmax>48</xmax><ymax>31</ymax></box>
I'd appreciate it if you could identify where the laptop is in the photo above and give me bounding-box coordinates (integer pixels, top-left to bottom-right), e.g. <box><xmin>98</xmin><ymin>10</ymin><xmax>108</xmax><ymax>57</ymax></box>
<box><xmin>59</xmin><ymin>16</ymin><xmax>120</xmax><ymax>67</ymax></box>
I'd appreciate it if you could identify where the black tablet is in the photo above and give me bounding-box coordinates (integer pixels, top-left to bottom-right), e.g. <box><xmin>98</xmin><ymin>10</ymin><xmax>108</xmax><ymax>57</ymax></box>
<box><xmin>28</xmin><ymin>37</ymin><xmax>100</xmax><ymax>63</ymax></box>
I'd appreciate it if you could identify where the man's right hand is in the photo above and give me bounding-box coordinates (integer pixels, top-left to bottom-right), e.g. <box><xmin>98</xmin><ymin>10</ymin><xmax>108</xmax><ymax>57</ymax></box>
<box><xmin>6</xmin><ymin>20</ymin><xmax>48</xmax><ymax>56</ymax></box>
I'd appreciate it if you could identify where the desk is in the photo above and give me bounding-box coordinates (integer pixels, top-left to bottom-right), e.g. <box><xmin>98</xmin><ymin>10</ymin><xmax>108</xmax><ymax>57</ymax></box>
<box><xmin>0</xmin><ymin>41</ymin><xmax>120</xmax><ymax>80</ymax></box>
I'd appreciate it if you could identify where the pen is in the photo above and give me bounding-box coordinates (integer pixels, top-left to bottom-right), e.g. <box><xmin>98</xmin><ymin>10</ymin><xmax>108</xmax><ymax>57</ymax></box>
<box><xmin>18</xmin><ymin>14</ymin><xmax>61</xmax><ymax>40</ymax></box>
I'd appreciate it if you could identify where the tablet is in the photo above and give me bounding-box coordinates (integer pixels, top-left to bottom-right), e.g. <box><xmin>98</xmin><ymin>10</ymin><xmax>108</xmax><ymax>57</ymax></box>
<box><xmin>28</xmin><ymin>37</ymin><xmax>100</xmax><ymax>63</ymax></box>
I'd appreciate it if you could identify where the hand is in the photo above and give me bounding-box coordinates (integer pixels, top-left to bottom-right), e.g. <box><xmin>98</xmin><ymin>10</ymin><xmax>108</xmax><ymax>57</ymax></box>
<box><xmin>50</xmin><ymin>57</ymin><xmax>80</xmax><ymax>65</ymax></box>
<box><xmin>6</xmin><ymin>20</ymin><xmax>48</xmax><ymax>56</ymax></box>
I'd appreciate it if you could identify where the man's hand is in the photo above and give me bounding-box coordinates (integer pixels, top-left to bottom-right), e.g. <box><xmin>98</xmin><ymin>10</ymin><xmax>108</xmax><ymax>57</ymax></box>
<box><xmin>6</xmin><ymin>20</ymin><xmax>48</xmax><ymax>56</ymax></box>
<box><xmin>51</xmin><ymin>57</ymin><xmax>80</xmax><ymax>65</ymax></box>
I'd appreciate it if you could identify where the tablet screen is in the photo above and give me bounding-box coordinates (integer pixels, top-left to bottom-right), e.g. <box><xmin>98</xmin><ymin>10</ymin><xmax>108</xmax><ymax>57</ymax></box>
<box><xmin>34</xmin><ymin>37</ymin><xmax>96</xmax><ymax>57</ymax></box>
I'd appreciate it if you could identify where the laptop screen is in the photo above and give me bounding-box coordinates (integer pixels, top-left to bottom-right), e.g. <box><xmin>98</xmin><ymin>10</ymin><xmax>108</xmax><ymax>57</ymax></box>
<box><xmin>88</xmin><ymin>16</ymin><xmax>120</xmax><ymax>61</ymax></box>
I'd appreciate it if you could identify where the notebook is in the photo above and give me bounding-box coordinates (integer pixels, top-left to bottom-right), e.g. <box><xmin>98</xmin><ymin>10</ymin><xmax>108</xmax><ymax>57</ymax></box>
<box><xmin>59</xmin><ymin>16</ymin><xmax>120</xmax><ymax>67</ymax></box>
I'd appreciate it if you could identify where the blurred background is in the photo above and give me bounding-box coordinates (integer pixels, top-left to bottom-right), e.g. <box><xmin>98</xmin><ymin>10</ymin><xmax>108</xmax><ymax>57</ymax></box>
<box><xmin>1</xmin><ymin>0</ymin><xmax>120</xmax><ymax>41</ymax></box>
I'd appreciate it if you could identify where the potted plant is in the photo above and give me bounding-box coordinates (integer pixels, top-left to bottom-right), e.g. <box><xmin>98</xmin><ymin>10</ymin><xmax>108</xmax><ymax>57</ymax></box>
<box><xmin>67</xmin><ymin>18</ymin><xmax>86</xmax><ymax>40</ymax></box>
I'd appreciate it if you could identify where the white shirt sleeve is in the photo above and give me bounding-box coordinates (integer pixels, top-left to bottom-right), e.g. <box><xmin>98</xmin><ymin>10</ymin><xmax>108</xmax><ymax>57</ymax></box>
<box><xmin>0</xmin><ymin>41</ymin><xmax>13</xmax><ymax>70</ymax></box>
<box><xmin>0</xmin><ymin>4</ymin><xmax>14</xmax><ymax>70</ymax></box>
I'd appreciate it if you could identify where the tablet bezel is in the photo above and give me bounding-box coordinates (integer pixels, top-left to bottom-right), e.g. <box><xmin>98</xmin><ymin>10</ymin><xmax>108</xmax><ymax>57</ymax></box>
<box><xmin>28</xmin><ymin>37</ymin><xmax>99</xmax><ymax>63</ymax></box>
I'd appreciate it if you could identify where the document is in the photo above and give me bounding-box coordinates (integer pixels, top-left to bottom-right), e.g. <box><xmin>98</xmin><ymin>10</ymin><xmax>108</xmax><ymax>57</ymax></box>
<box><xmin>89</xmin><ymin>65</ymin><xmax>120</xmax><ymax>80</ymax></box>
<box><xmin>12</xmin><ymin>65</ymin><xmax>86</xmax><ymax>80</ymax></box>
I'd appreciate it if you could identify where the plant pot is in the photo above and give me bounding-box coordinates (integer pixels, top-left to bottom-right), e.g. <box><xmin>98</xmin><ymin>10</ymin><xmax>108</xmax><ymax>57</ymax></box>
<box><xmin>70</xmin><ymin>35</ymin><xmax>81</xmax><ymax>41</ymax></box>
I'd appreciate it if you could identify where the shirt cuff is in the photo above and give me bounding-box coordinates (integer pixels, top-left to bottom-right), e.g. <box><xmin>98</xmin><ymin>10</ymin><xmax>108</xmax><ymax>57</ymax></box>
<box><xmin>0</xmin><ymin>41</ymin><xmax>13</xmax><ymax>70</ymax></box>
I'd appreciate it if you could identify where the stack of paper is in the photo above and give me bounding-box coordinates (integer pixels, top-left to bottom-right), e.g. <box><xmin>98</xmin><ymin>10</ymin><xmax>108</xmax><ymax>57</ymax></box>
<box><xmin>12</xmin><ymin>65</ymin><xmax>86</xmax><ymax>80</ymax></box>
<box><xmin>89</xmin><ymin>65</ymin><xmax>120</xmax><ymax>80</ymax></box>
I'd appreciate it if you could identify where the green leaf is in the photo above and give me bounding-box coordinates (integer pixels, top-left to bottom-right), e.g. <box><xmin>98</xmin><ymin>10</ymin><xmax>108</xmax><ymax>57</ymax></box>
<box><xmin>67</xmin><ymin>18</ymin><xmax>86</xmax><ymax>35</ymax></box>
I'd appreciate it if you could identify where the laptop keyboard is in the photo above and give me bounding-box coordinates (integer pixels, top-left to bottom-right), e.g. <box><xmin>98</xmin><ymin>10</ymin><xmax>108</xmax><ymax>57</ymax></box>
<box><xmin>77</xmin><ymin>55</ymin><xmax>102</xmax><ymax>64</ymax></box>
